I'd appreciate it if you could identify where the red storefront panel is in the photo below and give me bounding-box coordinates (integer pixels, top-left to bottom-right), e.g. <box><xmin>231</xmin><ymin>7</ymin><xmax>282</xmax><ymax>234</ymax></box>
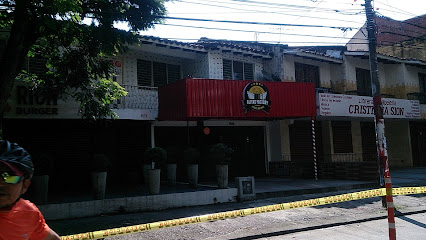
<box><xmin>159</xmin><ymin>78</ymin><xmax>315</xmax><ymax>120</ymax></box>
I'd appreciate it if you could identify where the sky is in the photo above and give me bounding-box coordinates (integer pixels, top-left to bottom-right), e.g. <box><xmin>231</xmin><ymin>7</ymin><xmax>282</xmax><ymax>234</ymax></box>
<box><xmin>136</xmin><ymin>0</ymin><xmax>425</xmax><ymax>46</ymax></box>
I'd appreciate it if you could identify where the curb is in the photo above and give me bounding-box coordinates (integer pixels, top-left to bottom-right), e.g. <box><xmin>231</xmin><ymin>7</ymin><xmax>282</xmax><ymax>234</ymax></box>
<box><xmin>255</xmin><ymin>182</ymin><xmax>379</xmax><ymax>200</ymax></box>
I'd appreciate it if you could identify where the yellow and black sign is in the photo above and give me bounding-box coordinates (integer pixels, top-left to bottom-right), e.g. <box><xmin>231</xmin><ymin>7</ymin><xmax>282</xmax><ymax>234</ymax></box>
<box><xmin>242</xmin><ymin>82</ymin><xmax>271</xmax><ymax>113</ymax></box>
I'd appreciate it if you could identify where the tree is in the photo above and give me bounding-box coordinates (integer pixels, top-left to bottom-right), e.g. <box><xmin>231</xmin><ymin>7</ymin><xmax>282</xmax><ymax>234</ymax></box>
<box><xmin>0</xmin><ymin>0</ymin><xmax>168</xmax><ymax>134</ymax></box>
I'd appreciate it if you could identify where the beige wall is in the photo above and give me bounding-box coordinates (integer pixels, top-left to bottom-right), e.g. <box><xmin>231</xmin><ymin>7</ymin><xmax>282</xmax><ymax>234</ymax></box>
<box><xmin>386</xmin><ymin>121</ymin><xmax>413</xmax><ymax>167</ymax></box>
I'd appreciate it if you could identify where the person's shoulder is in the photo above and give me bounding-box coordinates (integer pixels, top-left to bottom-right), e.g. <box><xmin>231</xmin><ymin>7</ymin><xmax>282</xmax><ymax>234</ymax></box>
<box><xmin>15</xmin><ymin>198</ymin><xmax>40</xmax><ymax>212</ymax></box>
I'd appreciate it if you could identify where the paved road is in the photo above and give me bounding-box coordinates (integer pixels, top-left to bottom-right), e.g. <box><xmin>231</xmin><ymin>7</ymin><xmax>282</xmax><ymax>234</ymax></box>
<box><xmin>50</xmin><ymin>188</ymin><xmax>426</xmax><ymax>240</ymax></box>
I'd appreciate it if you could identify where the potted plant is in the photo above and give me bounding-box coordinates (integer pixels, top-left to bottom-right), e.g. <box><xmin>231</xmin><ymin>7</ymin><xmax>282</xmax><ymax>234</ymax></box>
<box><xmin>90</xmin><ymin>153</ymin><xmax>112</xmax><ymax>200</ymax></box>
<box><xmin>31</xmin><ymin>153</ymin><xmax>54</xmax><ymax>204</ymax></box>
<box><xmin>209</xmin><ymin>143</ymin><xmax>234</xmax><ymax>188</ymax></box>
<box><xmin>184</xmin><ymin>147</ymin><xmax>200</xmax><ymax>188</ymax></box>
<box><xmin>165</xmin><ymin>146</ymin><xmax>179</xmax><ymax>185</ymax></box>
<box><xmin>143</xmin><ymin>147</ymin><xmax>167</xmax><ymax>195</ymax></box>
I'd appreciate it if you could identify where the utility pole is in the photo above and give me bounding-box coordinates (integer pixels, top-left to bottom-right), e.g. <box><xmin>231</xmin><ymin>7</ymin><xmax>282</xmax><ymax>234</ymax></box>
<box><xmin>364</xmin><ymin>1</ymin><xmax>396</xmax><ymax>239</ymax></box>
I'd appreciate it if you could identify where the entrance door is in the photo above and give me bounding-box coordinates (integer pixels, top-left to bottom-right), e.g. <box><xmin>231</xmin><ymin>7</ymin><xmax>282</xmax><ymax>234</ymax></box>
<box><xmin>411</xmin><ymin>122</ymin><xmax>426</xmax><ymax>167</ymax></box>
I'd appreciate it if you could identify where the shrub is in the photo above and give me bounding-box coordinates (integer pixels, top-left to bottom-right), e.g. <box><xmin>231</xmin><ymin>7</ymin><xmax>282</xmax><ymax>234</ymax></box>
<box><xmin>209</xmin><ymin>143</ymin><xmax>233</xmax><ymax>165</ymax></box>
<box><xmin>143</xmin><ymin>147</ymin><xmax>167</xmax><ymax>169</ymax></box>
<box><xmin>184</xmin><ymin>147</ymin><xmax>200</xmax><ymax>164</ymax></box>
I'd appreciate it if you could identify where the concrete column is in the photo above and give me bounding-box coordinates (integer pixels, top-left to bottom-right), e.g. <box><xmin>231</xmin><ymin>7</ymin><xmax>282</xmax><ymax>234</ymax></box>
<box><xmin>267</xmin><ymin>120</ymin><xmax>283</xmax><ymax>163</ymax></box>
<box><xmin>321</xmin><ymin>121</ymin><xmax>333</xmax><ymax>158</ymax></box>
<box><xmin>351</xmin><ymin>121</ymin><xmax>363</xmax><ymax>161</ymax></box>
<box><xmin>280</xmin><ymin>120</ymin><xmax>292</xmax><ymax>161</ymax></box>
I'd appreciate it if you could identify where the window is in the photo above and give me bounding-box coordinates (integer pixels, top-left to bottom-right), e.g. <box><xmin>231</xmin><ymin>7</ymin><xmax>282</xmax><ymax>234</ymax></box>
<box><xmin>137</xmin><ymin>59</ymin><xmax>181</xmax><ymax>87</ymax></box>
<box><xmin>295</xmin><ymin>62</ymin><xmax>320</xmax><ymax>88</ymax></box>
<box><xmin>356</xmin><ymin>68</ymin><xmax>372</xmax><ymax>96</ymax></box>
<box><xmin>223</xmin><ymin>59</ymin><xmax>254</xmax><ymax>80</ymax></box>
<box><xmin>419</xmin><ymin>73</ymin><xmax>426</xmax><ymax>104</ymax></box>
<box><xmin>332</xmin><ymin>121</ymin><xmax>353</xmax><ymax>153</ymax></box>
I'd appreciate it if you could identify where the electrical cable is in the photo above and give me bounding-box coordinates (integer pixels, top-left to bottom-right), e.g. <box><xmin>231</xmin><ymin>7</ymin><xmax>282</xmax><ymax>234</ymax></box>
<box><xmin>158</xmin><ymin>23</ymin><xmax>368</xmax><ymax>41</ymax></box>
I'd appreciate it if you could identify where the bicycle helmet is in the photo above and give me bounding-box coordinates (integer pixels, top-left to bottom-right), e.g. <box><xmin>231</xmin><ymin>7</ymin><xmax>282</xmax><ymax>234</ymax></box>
<box><xmin>0</xmin><ymin>140</ymin><xmax>34</xmax><ymax>179</ymax></box>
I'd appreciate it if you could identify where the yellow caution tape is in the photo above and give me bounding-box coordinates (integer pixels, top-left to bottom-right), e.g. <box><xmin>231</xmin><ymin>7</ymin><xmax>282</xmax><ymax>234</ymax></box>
<box><xmin>60</xmin><ymin>186</ymin><xmax>426</xmax><ymax>240</ymax></box>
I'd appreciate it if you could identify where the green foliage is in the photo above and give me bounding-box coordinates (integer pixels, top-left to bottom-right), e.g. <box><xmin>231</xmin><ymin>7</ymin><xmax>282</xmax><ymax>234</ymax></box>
<box><xmin>209</xmin><ymin>143</ymin><xmax>234</xmax><ymax>165</ymax></box>
<box><xmin>184</xmin><ymin>147</ymin><xmax>200</xmax><ymax>164</ymax></box>
<box><xmin>144</xmin><ymin>147</ymin><xmax>167</xmax><ymax>169</ymax></box>
<box><xmin>0</xmin><ymin>0</ymin><xmax>168</xmax><ymax>121</ymax></box>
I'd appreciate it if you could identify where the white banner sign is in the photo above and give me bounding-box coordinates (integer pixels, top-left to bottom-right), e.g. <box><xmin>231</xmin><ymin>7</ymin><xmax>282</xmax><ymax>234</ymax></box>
<box><xmin>317</xmin><ymin>93</ymin><xmax>420</xmax><ymax>119</ymax></box>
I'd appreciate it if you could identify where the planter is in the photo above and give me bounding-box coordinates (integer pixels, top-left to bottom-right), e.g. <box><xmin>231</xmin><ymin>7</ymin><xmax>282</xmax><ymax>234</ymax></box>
<box><xmin>90</xmin><ymin>171</ymin><xmax>107</xmax><ymax>200</ymax></box>
<box><xmin>167</xmin><ymin>163</ymin><xmax>177</xmax><ymax>185</ymax></box>
<box><xmin>143</xmin><ymin>163</ymin><xmax>154</xmax><ymax>185</ymax></box>
<box><xmin>32</xmin><ymin>175</ymin><xmax>49</xmax><ymax>204</ymax></box>
<box><xmin>148</xmin><ymin>169</ymin><xmax>161</xmax><ymax>195</ymax></box>
<box><xmin>216</xmin><ymin>165</ymin><xmax>229</xmax><ymax>189</ymax></box>
<box><xmin>187</xmin><ymin>164</ymin><xmax>198</xmax><ymax>188</ymax></box>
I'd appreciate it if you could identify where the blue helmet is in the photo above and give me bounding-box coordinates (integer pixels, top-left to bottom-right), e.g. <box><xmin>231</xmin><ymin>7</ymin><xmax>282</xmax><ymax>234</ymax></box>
<box><xmin>0</xmin><ymin>140</ymin><xmax>34</xmax><ymax>178</ymax></box>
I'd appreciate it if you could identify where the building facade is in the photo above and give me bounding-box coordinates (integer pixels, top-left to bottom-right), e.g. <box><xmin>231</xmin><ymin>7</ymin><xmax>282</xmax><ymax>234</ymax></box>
<box><xmin>3</xmin><ymin>16</ymin><xmax>426</xmax><ymax>202</ymax></box>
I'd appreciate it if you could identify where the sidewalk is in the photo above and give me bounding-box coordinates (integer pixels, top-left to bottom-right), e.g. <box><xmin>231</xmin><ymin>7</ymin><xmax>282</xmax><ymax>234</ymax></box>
<box><xmin>38</xmin><ymin>167</ymin><xmax>426</xmax><ymax>220</ymax></box>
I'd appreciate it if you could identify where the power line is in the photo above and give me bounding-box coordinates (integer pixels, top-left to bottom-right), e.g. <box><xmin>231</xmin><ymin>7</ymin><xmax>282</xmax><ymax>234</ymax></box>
<box><xmin>158</xmin><ymin>23</ymin><xmax>368</xmax><ymax>41</ymax></box>
<box><xmin>180</xmin><ymin>0</ymin><xmax>365</xmax><ymax>15</ymax></box>
<box><xmin>167</xmin><ymin>5</ymin><xmax>365</xmax><ymax>25</ymax></box>
<box><xmin>375</xmin><ymin>0</ymin><xmax>420</xmax><ymax>17</ymax></box>
<box><xmin>158</xmin><ymin>16</ymin><xmax>356</xmax><ymax>31</ymax></box>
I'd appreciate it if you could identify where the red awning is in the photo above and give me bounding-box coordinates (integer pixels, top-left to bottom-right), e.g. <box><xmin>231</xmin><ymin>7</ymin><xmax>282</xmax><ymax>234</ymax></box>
<box><xmin>158</xmin><ymin>78</ymin><xmax>316</xmax><ymax>121</ymax></box>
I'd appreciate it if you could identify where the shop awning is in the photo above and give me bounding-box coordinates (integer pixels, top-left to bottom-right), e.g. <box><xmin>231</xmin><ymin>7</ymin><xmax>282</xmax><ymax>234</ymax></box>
<box><xmin>158</xmin><ymin>78</ymin><xmax>316</xmax><ymax>121</ymax></box>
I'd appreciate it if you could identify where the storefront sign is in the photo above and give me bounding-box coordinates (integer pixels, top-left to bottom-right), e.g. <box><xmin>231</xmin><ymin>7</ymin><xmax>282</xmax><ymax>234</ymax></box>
<box><xmin>317</xmin><ymin>93</ymin><xmax>420</xmax><ymax>119</ymax></box>
<box><xmin>242</xmin><ymin>82</ymin><xmax>271</xmax><ymax>113</ymax></box>
<box><xmin>5</xmin><ymin>84</ymin><xmax>81</xmax><ymax>119</ymax></box>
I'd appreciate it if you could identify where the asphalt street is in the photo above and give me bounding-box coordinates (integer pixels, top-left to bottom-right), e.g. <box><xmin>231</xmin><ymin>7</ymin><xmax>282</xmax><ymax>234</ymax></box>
<box><xmin>50</xmin><ymin>189</ymin><xmax>426</xmax><ymax>240</ymax></box>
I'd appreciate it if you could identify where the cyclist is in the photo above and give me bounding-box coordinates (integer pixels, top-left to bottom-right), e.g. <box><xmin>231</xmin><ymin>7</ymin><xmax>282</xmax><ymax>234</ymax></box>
<box><xmin>0</xmin><ymin>140</ymin><xmax>60</xmax><ymax>240</ymax></box>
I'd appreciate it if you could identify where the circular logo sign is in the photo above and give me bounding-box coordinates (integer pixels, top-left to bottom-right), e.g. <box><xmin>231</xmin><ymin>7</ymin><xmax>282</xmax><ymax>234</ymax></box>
<box><xmin>242</xmin><ymin>82</ymin><xmax>271</xmax><ymax>113</ymax></box>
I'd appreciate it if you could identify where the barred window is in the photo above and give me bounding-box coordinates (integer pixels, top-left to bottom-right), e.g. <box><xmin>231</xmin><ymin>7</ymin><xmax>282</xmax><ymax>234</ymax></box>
<box><xmin>295</xmin><ymin>62</ymin><xmax>320</xmax><ymax>88</ymax></box>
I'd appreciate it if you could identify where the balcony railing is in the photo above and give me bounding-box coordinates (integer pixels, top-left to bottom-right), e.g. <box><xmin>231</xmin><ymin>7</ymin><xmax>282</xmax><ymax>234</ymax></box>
<box><xmin>407</xmin><ymin>92</ymin><xmax>426</xmax><ymax>104</ymax></box>
<box><xmin>112</xmin><ymin>85</ymin><xmax>158</xmax><ymax>109</ymax></box>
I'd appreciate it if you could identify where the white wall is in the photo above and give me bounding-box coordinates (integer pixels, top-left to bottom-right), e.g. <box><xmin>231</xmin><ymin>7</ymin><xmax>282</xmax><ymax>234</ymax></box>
<box><xmin>343</xmin><ymin>55</ymin><xmax>386</xmax><ymax>88</ymax></box>
<box><xmin>282</xmin><ymin>55</ymin><xmax>333</xmax><ymax>87</ymax></box>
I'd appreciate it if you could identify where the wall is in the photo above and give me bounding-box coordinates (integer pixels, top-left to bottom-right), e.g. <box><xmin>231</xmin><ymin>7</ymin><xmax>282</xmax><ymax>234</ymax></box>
<box><xmin>221</xmin><ymin>52</ymin><xmax>264</xmax><ymax>80</ymax></box>
<box><xmin>342</xmin><ymin>55</ymin><xmax>386</xmax><ymax>93</ymax></box>
<box><xmin>282</xmin><ymin>55</ymin><xmax>333</xmax><ymax>88</ymax></box>
<box><xmin>123</xmin><ymin>50</ymin><xmax>187</xmax><ymax>86</ymax></box>
<box><xmin>182</xmin><ymin>53</ymin><xmax>209</xmax><ymax>79</ymax></box>
<box><xmin>346</xmin><ymin>25</ymin><xmax>369</xmax><ymax>52</ymax></box>
<box><xmin>386</xmin><ymin>121</ymin><xmax>413</xmax><ymax>167</ymax></box>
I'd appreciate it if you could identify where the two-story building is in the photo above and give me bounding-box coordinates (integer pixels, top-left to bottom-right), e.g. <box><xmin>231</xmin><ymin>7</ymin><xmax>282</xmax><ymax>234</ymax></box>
<box><xmin>3</xmin><ymin>14</ymin><xmax>425</xmax><ymax>202</ymax></box>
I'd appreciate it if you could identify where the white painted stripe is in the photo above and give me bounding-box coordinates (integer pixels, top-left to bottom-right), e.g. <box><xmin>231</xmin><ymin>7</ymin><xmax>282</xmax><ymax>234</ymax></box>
<box><xmin>384</xmin><ymin>178</ymin><xmax>392</xmax><ymax>184</ymax></box>
<box><xmin>388</xmin><ymin>223</ymin><xmax>396</xmax><ymax>229</ymax></box>
<box><xmin>387</xmin><ymin>202</ymin><xmax>394</xmax><ymax>208</ymax></box>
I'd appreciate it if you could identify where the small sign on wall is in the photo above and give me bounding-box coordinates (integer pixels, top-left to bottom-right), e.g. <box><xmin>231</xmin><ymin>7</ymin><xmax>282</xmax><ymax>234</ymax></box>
<box><xmin>235</xmin><ymin>176</ymin><xmax>256</xmax><ymax>201</ymax></box>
